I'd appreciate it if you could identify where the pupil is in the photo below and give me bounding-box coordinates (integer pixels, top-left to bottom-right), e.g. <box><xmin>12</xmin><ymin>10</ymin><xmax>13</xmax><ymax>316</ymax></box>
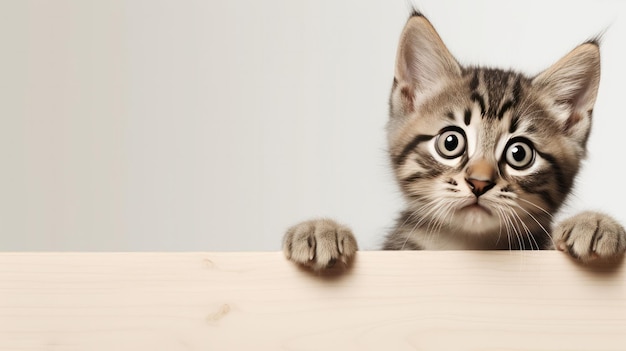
<box><xmin>445</xmin><ymin>135</ymin><xmax>458</xmax><ymax>151</ymax></box>
<box><xmin>512</xmin><ymin>145</ymin><xmax>526</xmax><ymax>161</ymax></box>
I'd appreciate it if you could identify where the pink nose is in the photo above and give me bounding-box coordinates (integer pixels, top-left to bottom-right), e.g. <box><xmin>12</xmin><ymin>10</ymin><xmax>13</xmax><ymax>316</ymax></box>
<box><xmin>466</xmin><ymin>178</ymin><xmax>494</xmax><ymax>197</ymax></box>
<box><xmin>465</xmin><ymin>158</ymin><xmax>496</xmax><ymax>197</ymax></box>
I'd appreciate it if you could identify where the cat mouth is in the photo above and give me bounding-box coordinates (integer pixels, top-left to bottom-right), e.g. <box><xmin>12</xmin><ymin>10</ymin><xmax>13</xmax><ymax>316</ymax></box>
<box><xmin>461</xmin><ymin>202</ymin><xmax>492</xmax><ymax>216</ymax></box>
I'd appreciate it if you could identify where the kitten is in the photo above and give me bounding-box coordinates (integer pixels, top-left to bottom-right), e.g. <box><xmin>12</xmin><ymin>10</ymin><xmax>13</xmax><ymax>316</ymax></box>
<box><xmin>283</xmin><ymin>11</ymin><xmax>626</xmax><ymax>271</ymax></box>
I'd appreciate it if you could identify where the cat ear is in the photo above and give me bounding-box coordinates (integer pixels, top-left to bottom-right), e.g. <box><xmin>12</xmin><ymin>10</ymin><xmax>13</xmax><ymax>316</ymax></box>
<box><xmin>531</xmin><ymin>42</ymin><xmax>601</xmax><ymax>148</ymax></box>
<box><xmin>391</xmin><ymin>13</ymin><xmax>462</xmax><ymax>117</ymax></box>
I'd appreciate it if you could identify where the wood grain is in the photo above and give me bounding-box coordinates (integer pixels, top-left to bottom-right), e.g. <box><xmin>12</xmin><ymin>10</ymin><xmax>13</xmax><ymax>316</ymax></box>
<box><xmin>0</xmin><ymin>251</ymin><xmax>624</xmax><ymax>350</ymax></box>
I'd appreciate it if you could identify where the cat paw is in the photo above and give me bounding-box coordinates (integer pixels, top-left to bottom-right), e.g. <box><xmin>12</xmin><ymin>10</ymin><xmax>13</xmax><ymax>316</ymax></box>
<box><xmin>553</xmin><ymin>211</ymin><xmax>626</xmax><ymax>262</ymax></box>
<box><xmin>283</xmin><ymin>219</ymin><xmax>358</xmax><ymax>271</ymax></box>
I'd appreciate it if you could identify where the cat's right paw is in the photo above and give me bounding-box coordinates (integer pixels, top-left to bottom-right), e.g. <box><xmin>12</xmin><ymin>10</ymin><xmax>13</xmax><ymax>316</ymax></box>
<box><xmin>283</xmin><ymin>219</ymin><xmax>358</xmax><ymax>271</ymax></box>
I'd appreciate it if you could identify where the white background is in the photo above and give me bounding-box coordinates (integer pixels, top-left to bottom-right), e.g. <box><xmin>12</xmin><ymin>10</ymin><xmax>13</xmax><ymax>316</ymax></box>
<box><xmin>1</xmin><ymin>0</ymin><xmax>625</xmax><ymax>251</ymax></box>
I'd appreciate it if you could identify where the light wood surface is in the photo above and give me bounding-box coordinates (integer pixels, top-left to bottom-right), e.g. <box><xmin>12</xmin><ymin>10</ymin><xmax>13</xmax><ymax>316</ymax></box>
<box><xmin>0</xmin><ymin>251</ymin><xmax>624</xmax><ymax>350</ymax></box>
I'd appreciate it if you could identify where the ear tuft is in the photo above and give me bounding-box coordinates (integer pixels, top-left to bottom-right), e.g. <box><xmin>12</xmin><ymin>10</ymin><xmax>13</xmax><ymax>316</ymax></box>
<box><xmin>409</xmin><ymin>7</ymin><xmax>424</xmax><ymax>18</ymax></box>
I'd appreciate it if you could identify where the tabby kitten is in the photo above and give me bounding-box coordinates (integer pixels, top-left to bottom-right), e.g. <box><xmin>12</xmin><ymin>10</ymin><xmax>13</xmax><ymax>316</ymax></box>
<box><xmin>283</xmin><ymin>11</ymin><xmax>626</xmax><ymax>270</ymax></box>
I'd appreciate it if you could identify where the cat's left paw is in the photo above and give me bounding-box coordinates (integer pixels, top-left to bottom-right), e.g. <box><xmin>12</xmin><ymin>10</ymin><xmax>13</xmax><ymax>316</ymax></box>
<box><xmin>553</xmin><ymin>211</ymin><xmax>626</xmax><ymax>262</ymax></box>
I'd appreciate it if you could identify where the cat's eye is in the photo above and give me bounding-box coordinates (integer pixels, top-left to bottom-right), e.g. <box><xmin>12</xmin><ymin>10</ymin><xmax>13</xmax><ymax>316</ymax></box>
<box><xmin>436</xmin><ymin>127</ymin><xmax>466</xmax><ymax>159</ymax></box>
<box><xmin>505</xmin><ymin>139</ymin><xmax>535</xmax><ymax>170</ymax></box>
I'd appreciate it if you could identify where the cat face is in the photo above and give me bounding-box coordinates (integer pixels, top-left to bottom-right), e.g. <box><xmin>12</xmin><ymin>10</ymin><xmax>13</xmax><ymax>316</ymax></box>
<box><xmin>388</xmin><ymin>12</ymin><xmax>600</xmax><ymax>245</ymax></box>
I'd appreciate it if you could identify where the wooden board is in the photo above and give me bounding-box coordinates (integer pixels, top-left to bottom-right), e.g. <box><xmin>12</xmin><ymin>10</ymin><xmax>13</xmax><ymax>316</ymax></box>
<box><xmin>0</xmin><ymin>251</ymin><xmax>624</xmax><ymax>350</ymax></box>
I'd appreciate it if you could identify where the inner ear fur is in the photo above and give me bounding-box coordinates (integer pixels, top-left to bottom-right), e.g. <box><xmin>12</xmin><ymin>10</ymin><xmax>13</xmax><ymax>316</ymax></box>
<box><xmin>391</xmin><ymin>14</ymin><xmax>461</xmax><ymax>116</ymax></box>
<box><xmin>532</xmin><ymin>42</ymin><xmax>600</xmax><ymax>145</ymax></box>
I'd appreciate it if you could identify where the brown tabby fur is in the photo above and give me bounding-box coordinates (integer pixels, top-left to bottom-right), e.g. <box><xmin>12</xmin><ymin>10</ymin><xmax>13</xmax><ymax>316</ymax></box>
<box><xmin>283</xmin><ymin>11</ymin><xmax>626</xmax><ymax>271</ymax></box>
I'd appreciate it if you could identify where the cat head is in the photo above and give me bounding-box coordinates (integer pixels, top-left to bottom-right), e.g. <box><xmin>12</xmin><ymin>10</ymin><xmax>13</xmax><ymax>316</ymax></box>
<box><xmin>388</xmin><ymin>12</ymin><xmax>600</xmax><ymax>243</ymax></box>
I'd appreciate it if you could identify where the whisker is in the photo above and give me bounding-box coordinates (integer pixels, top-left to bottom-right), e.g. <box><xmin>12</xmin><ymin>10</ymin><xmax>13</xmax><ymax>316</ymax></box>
<box><xmin>395</xmin><ymin>197</ymin><xmax>437</xmax><ymax>250</ymax></box>
<box><xmin>503</xmin><ymin>206</ymin><xmax>524</xmax><ymax>250</ymax></box>
<box><xmin>493</xmin><ymin>206</ymin><xmax>509</xmax><ymax>250</ymax></box>
<box><xmin>517</xmin><ymin>198</ymin><xmax>553</xmax><ymax>219</ymax></box>
<box><xmin>513</xmin><ymin>203</ymin><xmax>554</xmax><ymax>248</ymax></box>
<box><xmin>424</xmin><ymin>201</ymin><xmax>448</xmax><ymax>244</ymax></box>
<box><xmin>432</xmin><ymin>201</ymin><xmax>455</xmax><ymax>241</ymax></box>
<box><xmin>507</xmin><ymin>204</ymin><xmax>539</xmax><ymax>250</ymax></box>
<box><xmin>400</xmin><ymin>199</ymin><xmax>446</xmax><ymax>250</ymax></box>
